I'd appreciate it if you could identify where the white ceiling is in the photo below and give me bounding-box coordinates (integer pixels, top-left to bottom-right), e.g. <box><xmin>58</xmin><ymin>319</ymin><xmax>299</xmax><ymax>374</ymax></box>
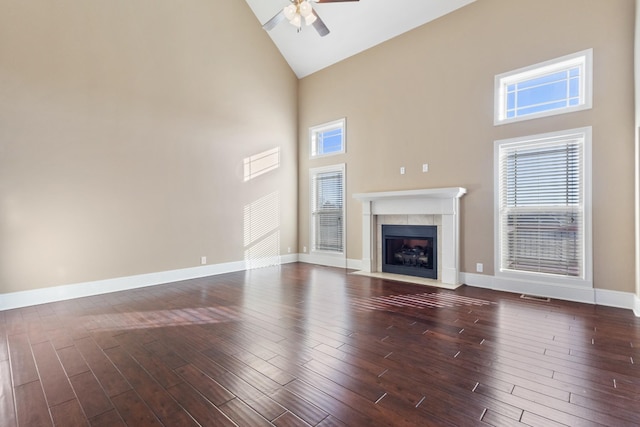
<box><xmin>244</xmin><ymin>0</ymin><xmax>476</xmax><ymax>78</ymax></box>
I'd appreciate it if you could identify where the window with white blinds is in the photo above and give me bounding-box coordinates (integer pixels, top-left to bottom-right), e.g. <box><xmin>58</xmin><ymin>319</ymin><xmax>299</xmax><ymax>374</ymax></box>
<box><xmin>496</xmin><ymin>128</ymin><xmax>591</xmax><ymax>281</ymax></box>
<box><xmin>310</xmin><ymin>165</ymin><xmax>345</xmax><ymax>253</ymax></box>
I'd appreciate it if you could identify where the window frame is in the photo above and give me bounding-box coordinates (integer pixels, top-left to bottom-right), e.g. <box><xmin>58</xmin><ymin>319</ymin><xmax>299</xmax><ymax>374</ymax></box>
<box><xmin>309</xmin><ymin>163</ymin><xmax>346</xmax><ymax>256</ymax></box>
<box><xmin>309</xmin><ymin>118</ymin><xmax>346</xmax><ymax>158</ymax></box>
<box><xmin>494</xmin><ymin>49</ymin><xmax>593</xmax><ymax>125</ymax></box>
<box><xmin>494</xmin><ymin>127</ymin><xmax>592</xmax><ymax>287</ymax></box>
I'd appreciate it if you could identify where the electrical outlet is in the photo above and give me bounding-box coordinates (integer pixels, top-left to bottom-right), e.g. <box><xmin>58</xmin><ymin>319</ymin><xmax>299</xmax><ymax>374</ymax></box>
<box><xmin>303</xmin><ymin>246</ymin><xmax>307</xmax><ymax>253</ymax></box>
<box><xmin>201</xmin><ymin>256</ymin><xmax>207</xmax><ymax>265</ymax></box>
<box><xmin>400</xmin><ymin>167</ymin><xmax>405</xmax><ymax>175</ymax></box>
<box><xmin>476</xmin><ymin>263</ymin><xmax>483</xmax><ymax>273</ymax></box>
<box><xmin>422</xmin><ymin>163</ymin><xmax>429</xmax><ymax>172</ymax></box>
<box><xmin>287</xmin><ymin>247</ymin><xmax>291</xmax><ymax>253</ymax></box>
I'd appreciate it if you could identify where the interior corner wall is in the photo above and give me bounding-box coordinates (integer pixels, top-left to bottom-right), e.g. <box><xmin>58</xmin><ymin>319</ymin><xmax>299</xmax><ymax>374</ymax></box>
<box><xmin>298</xmin><ymin>0</ymin><xmax>636</xmax><ymax>294</ymax></box>
<box><xmin>0</xmin><ymin>0</ymin><xmax>299</xmax><ymax>294</ymax></box>
<box><xmin>633</xmin><ymin>0</ymin><xmax>640</xmax><ymax>304</ymax></box>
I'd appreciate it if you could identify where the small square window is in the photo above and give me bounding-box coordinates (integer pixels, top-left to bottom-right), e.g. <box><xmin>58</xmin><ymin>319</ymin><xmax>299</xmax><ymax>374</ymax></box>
<box><xmin>310</xmin><ymin>118</ymin><xmax>346</xmax><ymax>158</ymax></box>
<box><xmin>494</xmin><ymin>49</ymin><xmax>593</xmax><ymax>125</ymax></box>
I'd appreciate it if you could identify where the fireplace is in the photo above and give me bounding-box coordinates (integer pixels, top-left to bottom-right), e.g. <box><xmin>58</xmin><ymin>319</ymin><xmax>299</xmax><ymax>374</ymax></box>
<box><xmin>353</xmin><ymin>187</ymin><xmax>466</xmax><ymax>286</ymax></box>
<box><xmin>382</xmin><ymin>225</ymin><xmax>437</xmax><ymax>279</ymax></box>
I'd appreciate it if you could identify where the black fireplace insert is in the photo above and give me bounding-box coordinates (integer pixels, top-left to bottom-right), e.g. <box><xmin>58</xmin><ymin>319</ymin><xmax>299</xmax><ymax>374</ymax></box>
<box><xmin>382</xmin><ymin>224</ymin><xmax>437</xmax><ymax>279</ymax></box>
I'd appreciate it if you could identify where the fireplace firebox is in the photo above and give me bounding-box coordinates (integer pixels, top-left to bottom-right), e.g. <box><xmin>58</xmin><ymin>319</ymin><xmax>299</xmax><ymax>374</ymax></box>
<box><xmin>382</xmin><ymin>225</ymin><xmax>437</xmax><ymax>279</ymax></box>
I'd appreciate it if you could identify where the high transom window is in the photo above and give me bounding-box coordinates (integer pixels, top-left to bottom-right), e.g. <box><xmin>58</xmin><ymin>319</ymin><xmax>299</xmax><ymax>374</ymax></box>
<box><xmin>495</xmin><ymin>128</ymin><xmax>592</xmax><ymax>285</ymax></box>
<box><xmin>310</xmin><ymin>118</ymin><xmax>346</xmax><ymax>157</ymax></box>
<box><xmin>495</xmin><ymin>49</ymin><xmax>592</xmax><ymax>125</ymax></box>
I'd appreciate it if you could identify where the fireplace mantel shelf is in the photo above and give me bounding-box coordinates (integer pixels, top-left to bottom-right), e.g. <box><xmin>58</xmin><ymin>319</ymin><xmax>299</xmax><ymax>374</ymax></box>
<box><xmin>353</xmin><ymin>187</ymin><xmax>467</xmax><ymax>286</ymax></box>
<box><xmin>353</xmin><ymin>187</ymin><xmax>466</xmax><ymax>202</ymax></box>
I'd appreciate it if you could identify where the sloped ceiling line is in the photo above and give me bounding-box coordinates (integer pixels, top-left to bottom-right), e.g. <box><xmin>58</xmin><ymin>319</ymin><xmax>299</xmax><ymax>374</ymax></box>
<box><xmin>244</xmin><ymin>0</ymin><xmax>476</xmax><ymax>78</ymax></box>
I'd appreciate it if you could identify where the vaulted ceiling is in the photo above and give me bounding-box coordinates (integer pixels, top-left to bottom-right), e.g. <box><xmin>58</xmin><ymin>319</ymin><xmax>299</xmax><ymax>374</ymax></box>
<box><xmin>244</xmin><ymin>0</ymin><xmax>476</xmax><ymax>78</ymax></box>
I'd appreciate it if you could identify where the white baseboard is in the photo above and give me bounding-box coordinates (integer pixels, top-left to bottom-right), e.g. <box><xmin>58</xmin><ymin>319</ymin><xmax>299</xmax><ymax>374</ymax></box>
<box><xmin>0</xmin><ymin>255</ymin><xmax>300</xmax><ymax>311</ymax></box>
<box><xmin>346</xmin><ymin>258</ymin><xmax>363</xmax><ymax>270</ymax></box>
<box><xmin>279</xmin><ymin>253</ymin><xmax>299</xmax><ymax>264</ymax></box>
<box><xmin>298</xmin><ymin>253</ymin><xmax>347</xmax><ymax>268</ymax></box>
<box><xmin>297</xmin><ymin>254</ymin><xmax>362</xmax><ymax>271</ymax></box>
<box><xmin>594</xmin><ymin>288</ymin><xmax>637</xmax><ymax>310</ymax></box>
<box><xmin>246</xmin><ymin>253</ymin><xmax>299</xmax><ymax>269</ymax></box>
<box><xmin>459</xmin><ymin>272</ymin><xmax>495</xmax><ymax>289</ymax></box>
<box><xmin>4</xmin><ymin>258</ymin><xmax>637</xmax><ymax>318</ymax></box>
<box><xmin>461</xmin><ymin>272</ymin><xmax>639</xmax><ymax>315</ymax></box>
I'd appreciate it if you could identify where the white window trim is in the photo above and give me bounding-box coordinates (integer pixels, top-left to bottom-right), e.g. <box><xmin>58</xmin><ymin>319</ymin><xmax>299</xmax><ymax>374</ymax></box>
<box><xmin>493</xmin><ymin>127</ymin><xmax>593</xmax><ymax>288</ymax></box>
<box><xmin>494</xmin><ymin>49</ymin><xmax>593</xmax><ymax>125</ymax></box>
<box><xmin>309</xmin><ymin>118</ymin><xmax>346</xmax><ymax>158</ymax></box>
<box><xmin>309</xmin><ymin>163</ymin><xmax>346</xmax><ymax>257</ymax></box>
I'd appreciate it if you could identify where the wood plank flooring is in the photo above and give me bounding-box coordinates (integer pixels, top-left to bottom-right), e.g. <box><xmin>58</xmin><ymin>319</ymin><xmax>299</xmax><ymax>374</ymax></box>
<box><xmin>1</xmin><ymin>263</ymin><xmax>639</xmax><ymax>426</ymax></box>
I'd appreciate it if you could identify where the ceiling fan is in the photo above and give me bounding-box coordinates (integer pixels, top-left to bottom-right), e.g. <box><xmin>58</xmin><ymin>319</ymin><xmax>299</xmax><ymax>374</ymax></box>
<box><xmin>262</xmin><ymin>0</ymin><xmax>360</xmax><ymax>37</ymax></box>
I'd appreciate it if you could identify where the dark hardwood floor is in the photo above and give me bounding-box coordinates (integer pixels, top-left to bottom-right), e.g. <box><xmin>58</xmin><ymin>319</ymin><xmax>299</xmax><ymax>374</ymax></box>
<box><xmin>1</xmin><ymin>263</ymin><xmax>640</xmax><ymax>426</ymax></box>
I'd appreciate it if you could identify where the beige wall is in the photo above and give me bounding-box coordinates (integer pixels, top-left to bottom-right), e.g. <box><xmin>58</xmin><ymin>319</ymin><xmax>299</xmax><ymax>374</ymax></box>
<box><xmin>1</xmin><ymin>0</ymin><xmax>635</xmax><ymax>297</ymax></box>
<box><xmin>298</xmin><ymin>0</ymin><xmax>636</xmax><ymax>292</ymax></box>
<box><xmin>0</xmin><ymin>0</ymin><xmax>299</xmax><ymax>293</ymax></box>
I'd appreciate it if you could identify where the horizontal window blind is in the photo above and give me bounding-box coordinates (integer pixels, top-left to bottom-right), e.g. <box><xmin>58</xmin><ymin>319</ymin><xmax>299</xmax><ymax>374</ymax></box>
<box><xmin>311</xmin><ymin>168</ymin><xmax>344</xmax><ymax>253</ymax></box>
<box><xmin>498</xmin><ymin>135</ymin><xmax>584</xmax><ymax>277</ymax></box>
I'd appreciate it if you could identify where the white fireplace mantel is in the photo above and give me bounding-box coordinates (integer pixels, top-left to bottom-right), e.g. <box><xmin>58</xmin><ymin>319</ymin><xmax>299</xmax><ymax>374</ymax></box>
<box><xmin>353</xmin><ymin>187</ymin><xmax>467</xmax><ymax>285</ymax></box>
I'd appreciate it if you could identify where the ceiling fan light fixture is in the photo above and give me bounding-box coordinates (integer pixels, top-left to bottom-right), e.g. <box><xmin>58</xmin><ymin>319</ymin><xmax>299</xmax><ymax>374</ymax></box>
<box><xmin>289</xmin><ymin>14</ymin><xmax>302</xmax><ymax>28</ymax></box>
<box><xmin>283</xmin><ymin>4</ymin><xmax>297</xmax><ymax>21</ymax></box>
<box><xmin>299</xmin><ymin>1</ymin><xmax>313</xmax><ymax>17</ymax></box>
<box><xmin>304</xmin><ymin>13</ymin><xmax>317</xmax><ymax>26</ymax></box>
<box><xmin>264</xmin><ymin>0</ymin><xmax>356</xmax><ymax>37</ymax></box>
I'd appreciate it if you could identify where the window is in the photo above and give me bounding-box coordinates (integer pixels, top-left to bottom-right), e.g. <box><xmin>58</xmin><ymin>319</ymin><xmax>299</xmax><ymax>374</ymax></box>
<box><xmin>310</xmin><ymin>164</ymin><xmax>345</xmax><ymax>253</ymax></box>
<box><xmin>310</xmin><ymin>118</ymin><xmax>346</xmax><ymax>157</ymax></box>
<box><xmin>495</xmin><ymin>49</ymin><xmax>592</xmax><ymax>125</ymax></box>
<box><xmin>495</xmin><ymin>128</ymin><xmax>591</xmax><ymax>285</ymax></box>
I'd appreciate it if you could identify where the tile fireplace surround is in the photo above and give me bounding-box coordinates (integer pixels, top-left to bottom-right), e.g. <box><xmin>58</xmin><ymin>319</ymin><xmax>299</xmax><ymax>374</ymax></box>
<box><xmin>353</xmin><ymin>188</ymin><xmax>467</xmax><ymax>286</ymax></box>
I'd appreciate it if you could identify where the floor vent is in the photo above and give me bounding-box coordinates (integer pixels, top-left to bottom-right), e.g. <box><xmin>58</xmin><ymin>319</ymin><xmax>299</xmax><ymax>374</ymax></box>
<box><xmin>520</xmin><ymin>294</ymin><xmax>550</xmax><ymax>302</ymax></box>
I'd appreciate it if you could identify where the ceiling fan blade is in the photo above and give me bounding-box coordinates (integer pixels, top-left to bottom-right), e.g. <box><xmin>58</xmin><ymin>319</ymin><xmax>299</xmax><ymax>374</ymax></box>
<box><xmin>262</xmin><ymin>9</ymin><xmax>286</xmax><ymax>31</ymax></box>
<box><xmin>311</xmin><ymin>11</ymin><xmax>330</xmax><ymax>37</ymax></box>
